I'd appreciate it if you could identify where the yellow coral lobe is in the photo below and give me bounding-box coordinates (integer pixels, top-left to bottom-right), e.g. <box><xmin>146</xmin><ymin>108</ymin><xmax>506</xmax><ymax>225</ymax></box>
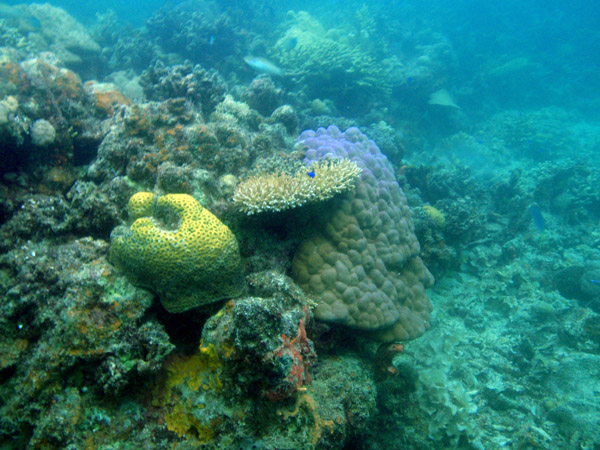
<box><xmin>110</xmin><ymin>193</ymin><xmax>244</xmax><ymax>312</ymax></box>
<box><xmin>127</xmin><ymin>191</ymin><xmax>155</xmax><ymax>219</ymax></box>
<box><xmin>155</xmin><ymin>343</ymin><xmax>223</xmax><ymax>444</ymax></box>
<box><xmin>423</xmin><ymin>205</ymin><xmax>446</xmax><ymax>227</ymax></box>
<box><xmin>166</xmin><ymin>404</ymin><xmax>215</xmax><ymax>442</ymax></box>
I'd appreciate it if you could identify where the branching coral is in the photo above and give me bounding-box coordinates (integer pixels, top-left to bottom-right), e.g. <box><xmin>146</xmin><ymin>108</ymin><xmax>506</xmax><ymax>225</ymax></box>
<box><xmin>233</xmin><ymin>158</ymin><xmax>361</xmax><ymax>215</ymax></box>
<box><xmin>271</xmin><ymin>11</ymin><xmax>390</xmax><ymax>113</ymax></box>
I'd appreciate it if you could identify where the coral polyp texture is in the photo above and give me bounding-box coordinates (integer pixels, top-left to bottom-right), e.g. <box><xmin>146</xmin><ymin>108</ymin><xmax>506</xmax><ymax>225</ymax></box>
<box><xmin>110</xmin><ymin>192</ymin><xmax>244</xmax><ymax>312</ymax></box>
<box><xmin>292</xmin><ymin>126</ymin><xmax>434</xmax><ymax>342</ymax></box>
<box><xmin>233</xmin><ymin>158</ymin><xmax>361</xmax><ymax>214</ymax></box>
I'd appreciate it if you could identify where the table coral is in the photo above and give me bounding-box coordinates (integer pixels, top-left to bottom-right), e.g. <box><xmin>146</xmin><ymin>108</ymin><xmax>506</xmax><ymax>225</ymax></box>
<box><xmin>292</xmin><ymin>126</ymin><xmax>434</xmax><ymax>342</ymax></box>
<box><xmin>110</xmin><ymin>192</ymin><xmax>244</xmax><ymax>313</ymax></box>
<box><xmin>233</xmin><ymin>158</ymin><xmax>361</xmax><ymax>215</ymax></box>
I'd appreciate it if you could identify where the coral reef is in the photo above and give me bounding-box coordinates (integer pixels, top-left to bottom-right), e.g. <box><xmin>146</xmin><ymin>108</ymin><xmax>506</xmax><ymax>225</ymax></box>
<box><xmin>241</xmin><ymin>74</ymin><xmax>283</xmax><ymax>116</ymax></box>
<box><xmin>110</xmin><ymin>192</ymin><xmax>244</xmax><ymax>312</ymax></box>
<box><xmin>145</xmin><ymin>5</ymin><xmax>241</xmax><ymax>71</ymax></box>
<box><xmin>1</xmin><ymin>3</ymin><xmax>598</xmax><ymax>449</ymax></box>
<box><xmin>140</xmin><ymin>60</ymin><xmax>226</xmax><ymax>118</ymax></box>
<box><xmin>233</xmin><ymin>158</ymin><xmax>362</xmax><ymax>215</ymax></box>
<box><xmin>292</xmin><ymin>126</ymin><xmax>434</xmax><ymax>342</ymax></box>
<box><xmin>174</xmin><ymin>271</ymin><xmax>377</xmax><ymax>448</ymax></box>
<box><xmin>24</xmin><ymin>4</ymin><xmax>101</xmax><ymax>77</ymax></box>
<box><xmin>0</xmin><ymin>238</ymin><xmax>173</xmax><ymax>446</ymax></box>
<box><xmin>271</xmin><ymin>11</ymin><xmax>390</xmax><ymax>115</ymax></box>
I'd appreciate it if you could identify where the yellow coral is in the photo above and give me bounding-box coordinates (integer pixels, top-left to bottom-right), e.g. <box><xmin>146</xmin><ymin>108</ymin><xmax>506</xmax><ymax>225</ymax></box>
<box><xmin>154</xmin><ymin>342</ymin><xmax>223</xmax><ymax>443</ymax></box>
<box><xmin>233</xmin><ymin>159</ymin><xmax>361</xmax><ymax>215</ymax></box>
<box><xmin>127</xmin><ymin>191</ymin><xmax>154</xmax><ymax>219</ymax></box>
<box><xmin>423</xmin><ymin>205</ymin><xmax>446</xmax><ymax>228</ymax></box>
<box><xmin>110</xmin><ymin>193</ymin><xmax>244</xmax><ymax>312</ymax></box>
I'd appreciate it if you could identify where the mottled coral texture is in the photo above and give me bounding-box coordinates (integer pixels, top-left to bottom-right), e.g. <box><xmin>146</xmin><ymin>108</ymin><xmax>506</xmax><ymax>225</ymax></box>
<box><xmin>292</xmin><ymin>126</ymin><xmax>434</xmax><ymax>342</ymax></box>
<box><xmin>110</xmin><ymin>193</ymin><xmax>244</xmax><ymax>313</ymax></box>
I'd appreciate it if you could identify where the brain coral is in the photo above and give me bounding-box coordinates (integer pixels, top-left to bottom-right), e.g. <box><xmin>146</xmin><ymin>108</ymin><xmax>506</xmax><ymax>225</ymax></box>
<box><xmin>292</xmin><ymin>126</ymin><xmax>434</xmax><ymax>342</ymax></box>
<box><xmin>110</xmin><ymin>192</ymin><xmax>244</xmax><ymax>313</ymax></box>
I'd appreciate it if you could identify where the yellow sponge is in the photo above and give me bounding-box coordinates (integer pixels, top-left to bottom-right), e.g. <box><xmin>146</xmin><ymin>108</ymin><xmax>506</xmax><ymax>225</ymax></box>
<box><xmin>110</xmin><ymin>193</ymin><xmax>244</xmax><ymax>312</ymax></box>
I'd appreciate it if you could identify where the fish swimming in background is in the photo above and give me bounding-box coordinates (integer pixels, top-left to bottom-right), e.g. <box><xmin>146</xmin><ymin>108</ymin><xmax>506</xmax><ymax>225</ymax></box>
<box><xmin>529</xmin><ymin>205</ymin><xmax>545</xmax><ymax>231</ymax></box>
<box><xmin>307</xmin><ymin>171</ymin><xmax>315</xmax><ymax>178</ymax></box>
<box><xmin>244</xmin><ymin>56</ymin><xmax>285</xmax><ymax>77</ymax></box>
<box><xmin>0</xmin><ymin>2</ymin><xmax>41</xmax><ymax>30</ymax></box>
<box><xmin>280</xmin><ymin>36</ymin><xmax>298</xmax><ymax>52</ymax></box>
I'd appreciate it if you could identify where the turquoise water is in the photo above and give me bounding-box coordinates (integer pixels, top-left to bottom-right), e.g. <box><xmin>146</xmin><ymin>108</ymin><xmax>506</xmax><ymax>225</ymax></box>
<box><xmin>0</xmin><ymin>1</ymin><xmax>599</xmax><ymax>449</ymax></box>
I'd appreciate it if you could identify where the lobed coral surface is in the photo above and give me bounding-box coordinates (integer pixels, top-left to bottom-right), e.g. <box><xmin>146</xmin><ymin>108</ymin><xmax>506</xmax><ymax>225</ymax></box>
<box><xmin>292</xmin><ymin>126</ymin><xmax>434</xmax><ymax>342</ymax></box>
<box><xmin>110</xmin><ymin>192</ymin><xmax>244</xmax><ymax>312</ymax></box>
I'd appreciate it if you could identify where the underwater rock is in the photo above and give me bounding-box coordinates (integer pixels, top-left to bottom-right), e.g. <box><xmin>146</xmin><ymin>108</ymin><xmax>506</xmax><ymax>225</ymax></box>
<box><xmin>271</xmin><ymin>11</ymin><xmax>389</xmax><ymax>116</ymax></box>
<box><xmin>543</xmin><ymin>352</ymin><xmax>600</xmax><ymax>444</ymax></box>
<box><xmin>83</xmin><ymin>80</ymin><xmax>131</xmax><ymax>117</ymax></box>
<box><xmin>145</xmin><ymin>6</ymin><xmax>241</xmax><ymax>69</ymax></box>
<box><xmin>270</xmin><ymin>104</ymin><xmax>298</xmax><ymax>135</ymax></box>
<box><xmin>553</xmin><ymin>265</ymin><xmax>587</xmax><ymax>302</ymax></box>
<box><xmin>0</xmin><ymin>237</ymin><xmax>172</xmax><ymax>446</ymax></box>
<box><xmin>30</xmin><ymin>119</ymin><xmax>56</xmax><ymax>147</ymax></box>
<box><xmin>26</xmin><ymin>4</ymin><xmax>100</xmax><ymax>72</ymax></box>
<box><xmin>241</xmin><ymin>74</ymin><xmax>283</xmax><ymax>116</ymax></box>
<box><xmin>66</xmin><ymin>180</ymin><xmax>120</xmax><ymax>238</ymax></box>
<box><xmin>0</xmin><ymin>194</ymin><xmax>72</xmax><ymax>242</ymax></box>
<box><xmin>203</xmin><ymin>271</ymin><xmax>314</xmax><ymax>401</ymax></box>
<box><xmin>428</xmin><ymin>88</ymin><xmax>460</xmax><ymax>108</ymax></box>
<box><xmin>140</xmin><ymin>60</ymin><xmax>226</xmax><ymax>118</ymax></box>
<box><xmin>148</xmin><ymin>270</ymin><xmax>377</xmax><ymax>448</ymax></box>
<box><xmin>0</xmin><ymin>51</ymin><xmax>104</xmax><ymax>177</ymax></box>
<box><xmin>157</xmin><ymin>162</ymin><xmax>194</xmax><ymax>194</ymax></box>
<box><xmin>362</xmin><ymin>120</ymin><xmax>406</xmax><ymax>166</ymax></box>
<box><xmin>581</xmin><ymin>268</ymin><xmax>600</xmax><ymax>311</ymax></box>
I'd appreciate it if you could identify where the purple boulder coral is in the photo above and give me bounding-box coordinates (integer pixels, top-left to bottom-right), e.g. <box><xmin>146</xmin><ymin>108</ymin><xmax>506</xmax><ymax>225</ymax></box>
<box><xmin>292</xmin><ymin>126</ymin><xmax>434</xmax><ymax>342</ymax></box>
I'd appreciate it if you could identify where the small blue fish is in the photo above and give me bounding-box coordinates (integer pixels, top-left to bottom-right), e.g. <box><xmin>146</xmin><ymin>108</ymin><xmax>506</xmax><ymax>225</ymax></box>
<box><xmin>209</xmin><ymin>35</ymin><xmax>215</xmax><ymax>46</ymax></box>
<box><xmin>307</xmin><ymin>171</ymin><xmax>315</xmax><ymax>178</ymax></box>
<box><xmin>529</xmin><ymin>206</ymin><xmax>545</xmax><ymax>232</ymax></box>
<box><xmin>592</xmin><ymin>279</ymin><xmax>600</xmax><ymax>285</ymax></box>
